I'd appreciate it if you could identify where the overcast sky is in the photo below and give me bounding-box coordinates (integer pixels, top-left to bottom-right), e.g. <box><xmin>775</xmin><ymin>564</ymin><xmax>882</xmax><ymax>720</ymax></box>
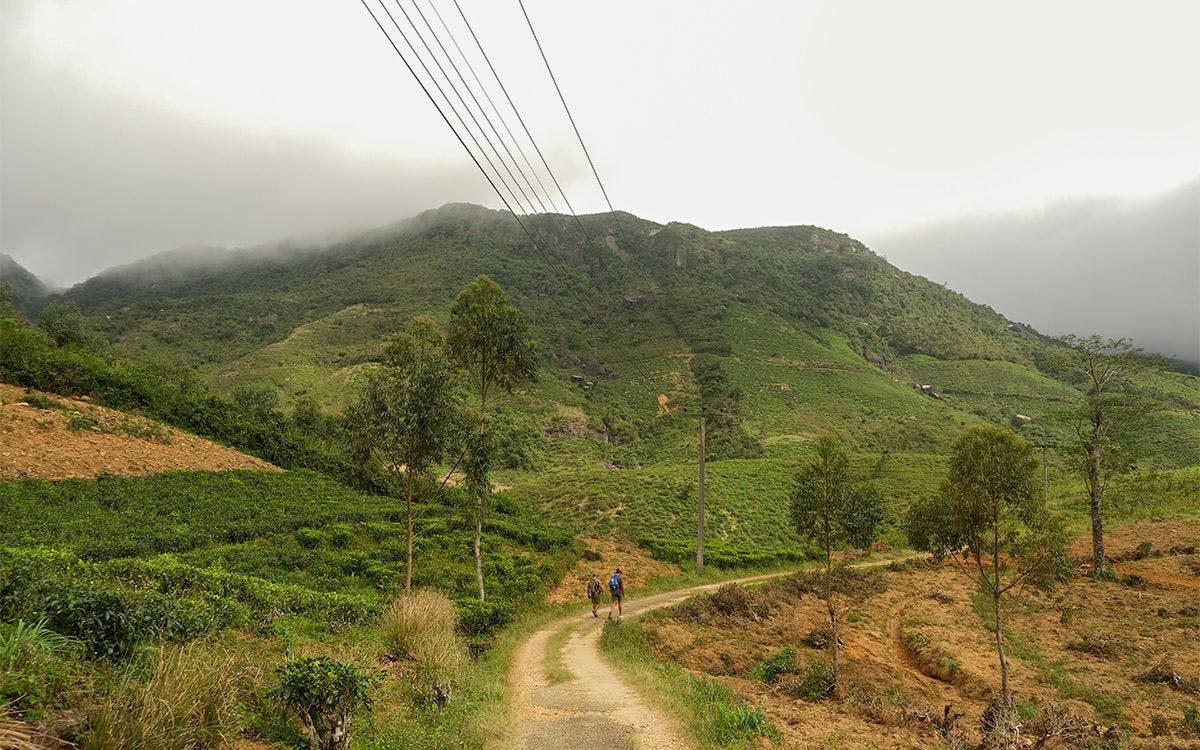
<box><xmin>3</xmin><ymin>1</ymin><xmax>1199</xmax><ymax>342</ymax></box>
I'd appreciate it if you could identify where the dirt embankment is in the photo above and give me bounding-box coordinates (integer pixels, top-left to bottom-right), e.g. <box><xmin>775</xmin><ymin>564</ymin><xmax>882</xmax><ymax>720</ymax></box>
<box><xmin>0</xmin><ymin>383</ymin><xmax>280</xmax><ymax>480</ymax></box>
<box><xmin>640</xmin><ymin>517</ymin><xmax>1200</xmax><ymax>749</ymax></box>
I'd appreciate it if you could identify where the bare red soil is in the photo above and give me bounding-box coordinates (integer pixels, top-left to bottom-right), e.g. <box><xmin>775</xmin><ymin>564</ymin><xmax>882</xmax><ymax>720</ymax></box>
<box><xmin>0</xmin><ymin>383</ymin><xmax>279</xmax><ymax>480</ymax></box>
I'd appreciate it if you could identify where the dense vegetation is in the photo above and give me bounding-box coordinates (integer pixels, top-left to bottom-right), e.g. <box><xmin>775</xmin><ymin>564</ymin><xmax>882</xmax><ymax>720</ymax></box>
<box><xmin>3</xmin><ymin>203</ymin><xmax>1199</xmax><ymax>748</ymax></box>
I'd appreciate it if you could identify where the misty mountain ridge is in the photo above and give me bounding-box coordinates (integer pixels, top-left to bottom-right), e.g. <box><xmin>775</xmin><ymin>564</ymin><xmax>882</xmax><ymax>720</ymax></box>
<box><xmin>869</xmin><ymin>176</ymin><xmax>1200</xmax><ymax>368</ymax></box>
<box><xmin>53</xmin><ymin>202</ymin><xmax>1200</xmax><ymax>473</ymax></box>
<box><xmin>0</xmin><ymin>253</ymin><xmax>55</xmax><ymax>317</ymax></box>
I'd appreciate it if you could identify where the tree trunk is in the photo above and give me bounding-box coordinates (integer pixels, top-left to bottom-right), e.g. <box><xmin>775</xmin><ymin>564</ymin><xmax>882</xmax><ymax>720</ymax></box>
<box><xmin>474</xmin><ymin>507</ymin><xmax>485</xmax><ymax>601</ymax></box>
<box><xmin>993</xmin><ymin>584</ymin><xmax>1010</xmax><ymax>705</ymax></box>
<box><xmin>825</xmin><ymin>547</ymin><xmax>838</xmax><ymax>688</ymax></box>
<box><xmin>405</xmin><ymin>477</ymin><xmax>414</xmax><ymax>593</ymax></box>
<box><xmin>1087</xmin><ymin>437</ymin><xmax>1106</xmax><ymax>576</ymax></box>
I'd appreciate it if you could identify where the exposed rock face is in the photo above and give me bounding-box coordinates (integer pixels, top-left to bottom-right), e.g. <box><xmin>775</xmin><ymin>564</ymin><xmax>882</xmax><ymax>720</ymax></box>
<box><xmin>623</xmin><ymin>293</ymin><xmax>647</xmax><ymax>308</ymax></box>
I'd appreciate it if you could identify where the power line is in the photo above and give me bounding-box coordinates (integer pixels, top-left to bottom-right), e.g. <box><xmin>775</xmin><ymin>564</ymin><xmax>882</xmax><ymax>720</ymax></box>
<box><xmin>385</xmin><ymin>0</ymin><xmax>537</xmax><ymax>220</ymax></box>
<box><xmin>360</xmin><ymin>0</ymin><xmax>611</xmax><ymax>324</ymax></box>
<box><xmin>426</xmin><ymin>0</ymin><xmax>560</xmax><ymax>215</ymax></box>
<box><xmin>406</xmin><ymin>0</ymin><xmax>551</xmax><ymax>218</ymax></box>
<box><xmin>451</xmin><ymin>0</ymin><xmax>602</xmax><ymax>252</ymax></box>
<box><xmin>359</xmin><ymin>0</ymin><xmax>555</xmax><ymax>271</ymax></box>
<box><xmin>517</xmin><ymin>0</ymin><xmax>618</xmax><ymax>217</ymax></box>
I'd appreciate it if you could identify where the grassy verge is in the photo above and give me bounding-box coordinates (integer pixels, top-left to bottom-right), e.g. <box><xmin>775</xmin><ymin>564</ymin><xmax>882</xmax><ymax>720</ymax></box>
<box><xmin>543</xmin><ymin>625</ymin><xmax>574</xmax><ymax>685</ymax></box>
<box><xmin>598</xmin><ymin>615</ymin><xmax>778</xmax><ymax>749</ymax></box>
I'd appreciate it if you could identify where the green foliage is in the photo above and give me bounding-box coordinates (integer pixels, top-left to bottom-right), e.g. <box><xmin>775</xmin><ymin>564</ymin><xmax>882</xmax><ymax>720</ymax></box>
<box><xmin>0</xmin><ymin>470</ymin><xmax>399</xmax><ymax>560</ymax></box>
<box><xmin>274</xmin><ymin>656</ymin><xmax>378</xmax><ymax>750</ymax></box>
<box><xmin>691</xmin><ymin>354</ymin><xmax>761</xmax><ymax>459</ymax></box>
<box><xmin>37</xmin><ymin>298</ymin><xmax>98</xmax><ymax>349</ymax></box>
<box><xmin>0</xmin><ymin>618</ymin><xmax>80</xmax><ymax>718</ymax></box>
<box><xmin>748</xmin><ymin>646</ymin><xmax>797</xmax><ymax>683</ymax></box>
<box><xmin>640</xmin><ymin>537</ymin><xmax>809</xmax><ymax>568</ymax></box>
<box><xmin>447</xmin><ymin>275</ymin><xmax>538</xmax><ymax>407</ymax></box>
<box><xmin>777</xmin><ymin>660</ymin><xmax>835</xmax><ymax>701</ymax></box>
<box><xmin>791</xmin><ymin>437</ymin><xmax>884</xmax><ymax>554</ymax></box>
<box><xmin>1183</xmin><ymin>705</ymin><xmax>1200</xmax><ymax>736</ymax></box>
<box><xmin>905</xmin><ymin>424</ymin><xmax>1061</xmax><ymax>704</ymax></box>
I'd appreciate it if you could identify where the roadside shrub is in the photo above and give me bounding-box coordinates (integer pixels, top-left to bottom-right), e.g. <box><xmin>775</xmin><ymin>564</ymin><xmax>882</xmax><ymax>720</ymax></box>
<box><xmin>749</xmin><ymin>646</ymin><xmax>797</xmax><ymax>684</ymax></box>
<box><xmin>456</xmin><ymin>597</ymin><xmax>514</xmax><ymax>639</ymax></box>
<box><xmin>0</xmin><ymin>619</ymin><xmax>79</xmax><ymax>718</ymax></box>
<box><xmin>382</xmin><ymin>590</ymin><xmax>458</xmax><ymax>658</ymax></box>
<box><xmin>274</xmin><ymin>656</ymin><xmax>376</xmax><ymax>750</ymax></box>
<box><xmin>381</xmin><ymin>590</ymin><xmax>468</xmax><ymax>706</ymax></box>
<box><xmin>84</xmin><ymin>643</ymin><xmax>249</xmax><ymax>750</ymax></box>
<box><xmin>674</xmin><ymin>583</ymin><xmax>771</xmax><ymax>623</ymax></box>
<box><xmin>777</xmin><ymin>661</ymin><xmax>834</xmax><ymax>701</ymax></box>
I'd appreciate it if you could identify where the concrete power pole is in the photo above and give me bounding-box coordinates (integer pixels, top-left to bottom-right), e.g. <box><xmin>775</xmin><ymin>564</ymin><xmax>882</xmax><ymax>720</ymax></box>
<box><xmin>697</xmin><ymin>414</ymin><xmax>706</xmax><ymax>572</ymax></box>
<box><xmin>1041</xmin><ymin>445</ymin><xmax>1049</xmax><ymax>501</ymax></box>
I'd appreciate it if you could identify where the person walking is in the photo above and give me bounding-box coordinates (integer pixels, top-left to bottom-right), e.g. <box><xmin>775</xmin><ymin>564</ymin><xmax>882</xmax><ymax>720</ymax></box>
<box><xmin>607</xmin><ymin>568</ymin><xmax>625</xmax><ymax>620</ymax></box>
<box><xmin>586</xmin><ymin>572</ymin><xmax>603</xmax><ymax>617</ymax></box>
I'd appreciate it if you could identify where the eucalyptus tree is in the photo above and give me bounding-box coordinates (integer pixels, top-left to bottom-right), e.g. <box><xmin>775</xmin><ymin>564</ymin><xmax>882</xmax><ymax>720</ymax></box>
<box><xmin>1058</xmin><ymin>335</ymin><xmax>1160</xmax><ymax>576</ymax></box>
<box><xmin>790</xmin><ymin>437</ymin><xmax>883</xmax><ymax>689</ymax></box>
<box><xmin>905</xmin><ymin>424</ymin><xmax>1059</xmax><ymax>705</ymax></box>
<box><xmin>348</xmin><ymin>316</ymin><xmax>465</xmax><ymax>592</ymax></box>
<box><xmin>447</xmin><ymin>276</ymin><xmax>537</xmax><ymax>600</ymax></box>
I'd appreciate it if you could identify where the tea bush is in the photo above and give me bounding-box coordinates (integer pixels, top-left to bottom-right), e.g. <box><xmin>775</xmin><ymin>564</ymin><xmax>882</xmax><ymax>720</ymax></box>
<box><xmin>640</xmin><ymin>536</ymin><xmax>811</xmax><ymax>569</ymax></box>
<box><xmin>274</xmin><ymin>656</ymin><xmax>378</xmax><ymax>750</ymax></box>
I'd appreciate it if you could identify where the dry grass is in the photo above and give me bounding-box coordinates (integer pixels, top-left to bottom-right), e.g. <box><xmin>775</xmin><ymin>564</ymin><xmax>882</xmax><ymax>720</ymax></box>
<box><xmin>381</xmin><ymin>590</ymin><xmax>468</xmax><ymax>705</ymax></box>
<box><xmin>382</xmin><ymin>590</ymin><xmax>460</xmax><ymax>659</ymax></box>
<box><xmin>82</xmin><ymin>642</ymin><xmax>253</xmax><ymax>750</ymax></box>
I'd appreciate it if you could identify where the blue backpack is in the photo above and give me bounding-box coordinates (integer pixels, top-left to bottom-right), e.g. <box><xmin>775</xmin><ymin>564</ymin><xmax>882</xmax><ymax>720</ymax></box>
<box><xmin>609</xmin><ymin>573</ymin><xmax>621</xmax><ymax>592</ymax></box>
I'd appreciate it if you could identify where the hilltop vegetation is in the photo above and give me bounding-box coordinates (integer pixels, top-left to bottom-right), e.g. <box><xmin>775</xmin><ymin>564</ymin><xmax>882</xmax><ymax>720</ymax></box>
<box><xmin>39</xmin><ymin>202</ymin><xmax>1200</xmax><ymax>546</ymax></box>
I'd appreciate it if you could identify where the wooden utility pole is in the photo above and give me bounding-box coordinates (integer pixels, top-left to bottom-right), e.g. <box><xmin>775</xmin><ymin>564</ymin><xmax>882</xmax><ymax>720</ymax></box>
<box><xmin>697</xmin><ymin>414</ymin><xmax>706</xmax><ymax>572</ymax></box>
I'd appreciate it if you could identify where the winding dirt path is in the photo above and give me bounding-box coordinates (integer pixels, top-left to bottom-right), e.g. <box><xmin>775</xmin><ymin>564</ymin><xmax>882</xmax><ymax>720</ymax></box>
<box><xmin>508</xmin><ymin>571</ymin><xmax>806</xmax><ymax>750</ymax></box>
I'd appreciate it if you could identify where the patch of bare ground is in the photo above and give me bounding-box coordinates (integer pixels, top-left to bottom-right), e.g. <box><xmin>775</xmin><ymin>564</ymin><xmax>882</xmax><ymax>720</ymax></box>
<box><xmin>640</xmin><ymin>517</ymin><xmax>1200</xmax><ymax>749</ymax></box>
<box><xmin>0</xmin><ymin>383</ymin><xmax>280</xmax><ymax>480</ymax></box>
<box><xmin>545</xmin><ymin>536</ymin><xmax>681</xmax><ymax>604</ymax></box>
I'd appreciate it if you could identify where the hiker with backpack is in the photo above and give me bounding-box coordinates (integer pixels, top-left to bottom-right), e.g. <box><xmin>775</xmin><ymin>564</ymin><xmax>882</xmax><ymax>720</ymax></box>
<box><xmin>607</xmin><ymin>568</ymin><xmax>625</xmax><ymax>619</ymax></box>
<box><xmin>586</xmin><ymin>572</ymin><xmax>603</xmax><ymax>617</ymax></box>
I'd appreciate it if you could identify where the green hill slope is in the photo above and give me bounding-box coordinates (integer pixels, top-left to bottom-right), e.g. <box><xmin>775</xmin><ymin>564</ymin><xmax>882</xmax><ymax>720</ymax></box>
<box><xmin>61</xmin><ymin>203</ymin><xmax>1200</xmax><ymax>542</ymax></box>
<box><xmin>0</xmin><ymin>254</ymin><xmax>54</xmax><ymax>318</ymax></box>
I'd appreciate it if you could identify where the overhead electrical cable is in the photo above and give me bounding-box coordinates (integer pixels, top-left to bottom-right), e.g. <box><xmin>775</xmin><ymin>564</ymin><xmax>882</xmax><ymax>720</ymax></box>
<box><xmin>378</xmin><ymin>0</ymin><xmax>530</xmax><ymax>222</ymax></box>
<box><xmin>358</xmin><ymin>0</ymin><xmax>556</xmax><ymax>271</ymax></box>
<box><xmin>517</xmin><ymin>0</ymin><xmax>619</xmax><ymax>218</ymax></box>
<box><xmin>391</xmin><ymin>0</ymin><xmax>545</xmax><ymax>222</ymax></box>
<box><xmin>360</xmin><ymin>0</ymin><xmax>609</xmax><ymax>323</ymax></box>
<box><xmin>426</xmin><ymin>0</ymin><xmax>560</xmax><ymax>215</ymax></box>
<box><xmin>408</xmin><ymin>0</ymin><xmax>551</xmax><ymax>219</ymax></box>
<box><xmin>450</xmin><ymin>0</ymin><xmax>602</xmax><ymax>252</ymax></box>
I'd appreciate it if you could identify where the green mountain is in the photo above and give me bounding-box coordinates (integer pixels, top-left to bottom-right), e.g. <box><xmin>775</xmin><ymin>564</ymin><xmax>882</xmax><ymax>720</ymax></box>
<box><xmin>0</xmin><ymin>253</ymin><xmax>54</xmax><ymax>318</ymax></box>
<box><xmin>63</xmin><ymin>203</ymin><xmax>1200</xmax><ymax>544</ymax></box>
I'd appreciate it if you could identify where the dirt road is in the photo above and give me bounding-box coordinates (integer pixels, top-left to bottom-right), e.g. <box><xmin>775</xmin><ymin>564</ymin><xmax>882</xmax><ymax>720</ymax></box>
<box><xmin>508</xmin><ymin>572</ymin><xmax>794</xmax><ymax>750</ymax></box>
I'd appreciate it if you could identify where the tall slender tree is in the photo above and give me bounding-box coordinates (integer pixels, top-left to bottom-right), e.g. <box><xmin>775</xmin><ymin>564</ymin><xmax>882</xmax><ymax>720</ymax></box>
<box><xmin>790</xmin><ymin>437</ymin><xmax>883</xmax><ymax>690</ymax></box>
<box><xmin>1058</xmin><ymin>335</ymin><xmax>1159</xmax><ymax>576</ymax></box>
<box><xmin>905</xmin><ymin>424</ymin><xmax>1058</xmax><ymax>705</ymax></box>
<box><xmin>447</xmin><ymin>276</ymin><xmax>537</xmax><ymax>600</ymax></box>
<box><xmin>347</xmin><ymin>316</ymin><xmax>464</xmax><ymax>592</ymax></box>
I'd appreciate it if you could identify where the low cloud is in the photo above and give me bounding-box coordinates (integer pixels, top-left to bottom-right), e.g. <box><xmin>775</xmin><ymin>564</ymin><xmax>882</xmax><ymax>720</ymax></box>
<box><xmin>866</xmin><ymin>178</ymin><xmax>1200</xmax><ymax>365</ymax></box>
<box><xmin>1</xmin><ymin>63</ymin><xmax>489</xmax><ymax>286</ymax></box>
